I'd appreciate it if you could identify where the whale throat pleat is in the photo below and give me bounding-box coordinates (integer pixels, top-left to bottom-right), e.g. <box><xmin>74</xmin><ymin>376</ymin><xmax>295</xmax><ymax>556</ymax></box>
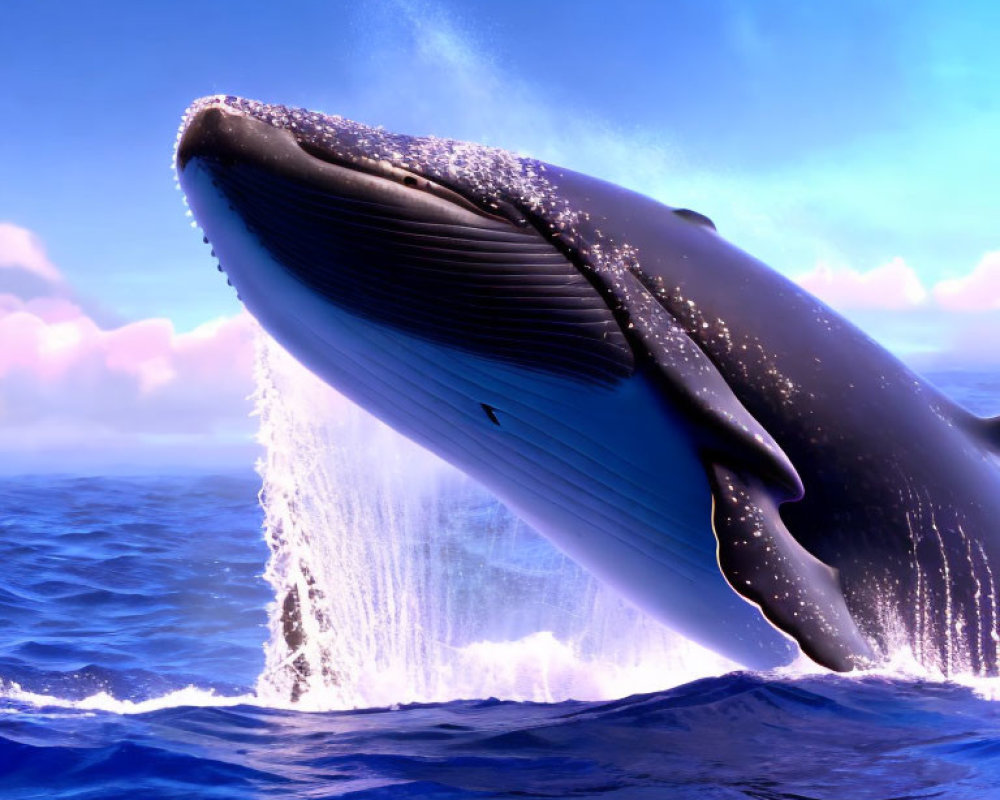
<box><xmin>209</xmin><ymin>161</ymin><xmax>634</xmax><ymax>385</ymax></box>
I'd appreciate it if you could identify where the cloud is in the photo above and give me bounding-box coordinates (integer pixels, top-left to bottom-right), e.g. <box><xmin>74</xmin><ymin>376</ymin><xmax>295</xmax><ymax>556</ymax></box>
<box><xmin>0</xmin><ymin>302</ymin><xmax>255</xmax><ymax>429</ymax></box>
<box><xmin>0</xmin><ymin>222</ymin><xmax>62</xmax><ymax>283</ymax></box>
<box><xmin>792</xmin><ymin>257</ymin><xmax>929</xmax><ymax>310</ymax></box>
<box><xmin>933</xmin><ymin>251</ymin><xmax>1000</xmax><ymax>311</ymax></box>
<box><xmin>791</xmin><ymin>252</ymin><xmax>1000</xmax><ymax>316</ymax></box>
<box><xmin>0</xmin><ymin>223</ymin><xmax>257</xmax><ymax>470</ymax></box>
<box><xmin>788</xmin><ymin>254</ymin><xmax>1000</xmax><ymax>367</ymax></box>
<box><xmin>0</xmin><ymin>222</ymin><xmax>73</xmax><ymax>305</ymax></box>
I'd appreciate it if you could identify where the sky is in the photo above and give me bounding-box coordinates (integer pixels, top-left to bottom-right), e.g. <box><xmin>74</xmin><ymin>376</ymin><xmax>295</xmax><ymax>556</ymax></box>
<box><xmin>1</xmin><ymin>0</ymin><xmax>998</xmax><ymax>470</ymax></box>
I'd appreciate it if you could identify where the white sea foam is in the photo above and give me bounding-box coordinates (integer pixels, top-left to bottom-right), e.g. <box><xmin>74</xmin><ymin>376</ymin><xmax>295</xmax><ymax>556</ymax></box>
<box><xmin>0</xmin><ymin>681</ymin><xmax>254</xmax><ymax>715</ymax></box>
<box><xmin>764</xmin><ymin>640</ymin><xmax>1000</xmax><ymax>704</ymax></box>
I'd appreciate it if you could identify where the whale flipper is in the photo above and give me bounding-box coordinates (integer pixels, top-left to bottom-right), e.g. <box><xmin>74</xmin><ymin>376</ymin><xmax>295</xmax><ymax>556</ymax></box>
<box><xmin>631</xmin><ymin>290</ymin><xmax>874</xmax><ymax>670</ymax></box>
<box><xmin>708</xmin><ymin>463</ymin><xmax>875</xmax><ymax>671</ymax></box>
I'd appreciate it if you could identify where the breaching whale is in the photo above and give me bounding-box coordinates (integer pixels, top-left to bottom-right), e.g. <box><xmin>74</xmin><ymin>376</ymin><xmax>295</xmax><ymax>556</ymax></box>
<box><xmin>176</xmin><ymin>96</ymin><xmax>1000</xmax><ymax>674</ymax></box>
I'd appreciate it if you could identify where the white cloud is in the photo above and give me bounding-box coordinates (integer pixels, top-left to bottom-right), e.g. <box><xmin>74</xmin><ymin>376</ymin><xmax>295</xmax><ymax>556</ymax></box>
<box><xmin>0</xmin><ymin>301</ymin><xmax>255</xmax><ymax>429</ymax></box>
<box><xmin>788</xmin><ymin>253</ymin><xmax>1000</xmax><ymax>367</ymax></box>
<box><xmin>0</xmin><ymin>222</ymin><xmax>63</xmax><ymax>283</ymax></box>
<box><xmin>0</xmin><ymin>225</ymin><xmax>258</xmax><ymax>470</ymax></box>
<box><xmin>791</xmin><ymin>252</ymin><xmax>1000</xmax><ymax>322</ymax></box>
<box><xmin>793</xmin><ymin>257</ymin><xmax>929</xmax><ymax>311</ymax></box>
<box><xmin>933</xmin><ymin>250</ymin><xmax>1000</xmax><ymax>311</ymax></box>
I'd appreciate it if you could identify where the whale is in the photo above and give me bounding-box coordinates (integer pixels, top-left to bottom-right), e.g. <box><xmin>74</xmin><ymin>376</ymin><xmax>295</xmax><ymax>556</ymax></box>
<box><xmin>176</xmin><ymin>95</ymin><xmax>1000</xmax><ymax>674</ymax></box>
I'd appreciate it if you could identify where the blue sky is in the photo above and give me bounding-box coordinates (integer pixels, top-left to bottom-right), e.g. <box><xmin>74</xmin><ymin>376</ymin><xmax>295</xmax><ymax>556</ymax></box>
<box><xmin>1</xmin><ymin>0</ymin><xmax>998</xmax><ymax>467</ymax></box>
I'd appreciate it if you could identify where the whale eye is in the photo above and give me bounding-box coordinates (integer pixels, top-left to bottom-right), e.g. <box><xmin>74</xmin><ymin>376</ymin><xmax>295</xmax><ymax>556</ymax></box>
<box><xmin>481</xmin><ymin>403</ymin><xmax>501</xmax><ymax>426</ymax></box>
<box><xmin>296</xmin><ymin>138</ymin><xmax>524</xmax><ymax>225</ymax></box>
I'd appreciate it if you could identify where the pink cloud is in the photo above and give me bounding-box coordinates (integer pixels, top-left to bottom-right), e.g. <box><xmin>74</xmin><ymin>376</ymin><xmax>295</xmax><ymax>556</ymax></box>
<box><xmin>793</xmin><ymin>257</ymin><xmax>929</xmax><ymax>310</ymax></box>
<box><xmin>0</xmin><ymin>303</ymin><xmax>256</xmax><ymax>428</ymax></box>
<box><xmin>0</xmin><ymin>222</ymin><xmax>62</xmax><ymax>283</ymax></box>
<box><xmin>103</xmin><ymin>318</ymin><xmax>178</xmax><ymax>392</ymax></box>
<box><xmin>0</xmin><ymin>226</ymin><xmax>259</xmax><ymax>468</ymax></box>
<box><xmin>933</xmin><ymin>251</ymin><xmax>1000</xmax><ymax>312</ymax></box>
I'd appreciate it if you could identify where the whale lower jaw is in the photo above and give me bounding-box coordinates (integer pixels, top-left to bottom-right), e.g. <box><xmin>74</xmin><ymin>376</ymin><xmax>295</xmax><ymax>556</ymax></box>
<box><xmin>182</xmin><ymin>162</ymin><xmax>798</xmax><ymax>669</ymax></box>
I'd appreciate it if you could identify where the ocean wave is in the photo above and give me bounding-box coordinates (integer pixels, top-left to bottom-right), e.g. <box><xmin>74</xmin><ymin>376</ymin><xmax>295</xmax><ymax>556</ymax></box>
<box><xmin>0</xmin><ymin>681</ymin><xmax>255</xmax><ymax>715</ymax></box>
<box><xmin>4</xmin><ymin>672</ymin><xmax>1000</xmax><ymax>799</ymax></box>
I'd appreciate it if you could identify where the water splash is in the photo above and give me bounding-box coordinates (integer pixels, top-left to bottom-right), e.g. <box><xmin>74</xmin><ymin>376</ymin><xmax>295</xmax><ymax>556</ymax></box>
<box><xmin>870</xmin><ymin>486</ymin><xmax>1000</xmax><ymax>677</ymax></box>
<box><xmin>252</xmin><ymin>332</ymin><xmax>734</xmax><ymax>710</ymax></box>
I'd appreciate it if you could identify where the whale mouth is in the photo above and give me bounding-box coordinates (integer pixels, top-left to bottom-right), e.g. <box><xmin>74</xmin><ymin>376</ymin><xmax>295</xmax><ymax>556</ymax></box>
<box><xmin>177</xmin><ymin>101</ymin><xmax>518</xmax><ymax>225</ymax></box>
<box><xmin>177</xmin><ymin>99</ymin><xmax>634</xmax><ymax>384</ymax></box>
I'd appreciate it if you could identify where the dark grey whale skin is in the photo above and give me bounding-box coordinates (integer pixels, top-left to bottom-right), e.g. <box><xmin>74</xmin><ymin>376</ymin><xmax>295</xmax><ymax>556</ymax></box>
<box><xmin>177</xmin><ymin>98</ymin><xmax>1000</xmax><ymax>674</ymax></box>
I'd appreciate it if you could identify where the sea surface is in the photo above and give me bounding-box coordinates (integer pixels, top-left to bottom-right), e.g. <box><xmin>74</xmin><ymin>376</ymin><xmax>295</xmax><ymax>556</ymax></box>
<box><xmin>1</xmin><ymin>369</ymin><xmax>999</xmax><ymax>799</ymax></box>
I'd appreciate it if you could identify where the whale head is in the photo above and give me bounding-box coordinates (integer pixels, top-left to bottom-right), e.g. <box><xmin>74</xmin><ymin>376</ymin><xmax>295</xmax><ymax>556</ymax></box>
<box><xmin>176</xmin><ymin>96</ymin><xmax>639</xmax><ymax>386</ymax></box>
<box><xmin>176</xmin><ymin>95</ymin><xmax>800</xmax><ymax>488</ymax></box>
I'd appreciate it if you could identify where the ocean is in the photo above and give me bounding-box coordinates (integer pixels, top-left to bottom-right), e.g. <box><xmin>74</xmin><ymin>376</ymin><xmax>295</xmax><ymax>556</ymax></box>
<box><xmin>1</xmin><ymin>362</ymin><xmax>999</xmax><ymax>799</ymax></box>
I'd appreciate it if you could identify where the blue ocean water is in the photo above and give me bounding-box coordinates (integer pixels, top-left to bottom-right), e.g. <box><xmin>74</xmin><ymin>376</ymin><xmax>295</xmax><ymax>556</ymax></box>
<box><xmin>1</xmin><ymin>370</ymin><xmax>999</xmax><ymax>799</ymax></box>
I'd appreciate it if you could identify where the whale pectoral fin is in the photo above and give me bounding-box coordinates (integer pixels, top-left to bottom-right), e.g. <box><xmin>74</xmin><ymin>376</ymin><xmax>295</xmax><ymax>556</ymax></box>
<box><xmin>708</xmin><ymin>463</ymin><xmax>876</xmax><ymax>672</ymax></box>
